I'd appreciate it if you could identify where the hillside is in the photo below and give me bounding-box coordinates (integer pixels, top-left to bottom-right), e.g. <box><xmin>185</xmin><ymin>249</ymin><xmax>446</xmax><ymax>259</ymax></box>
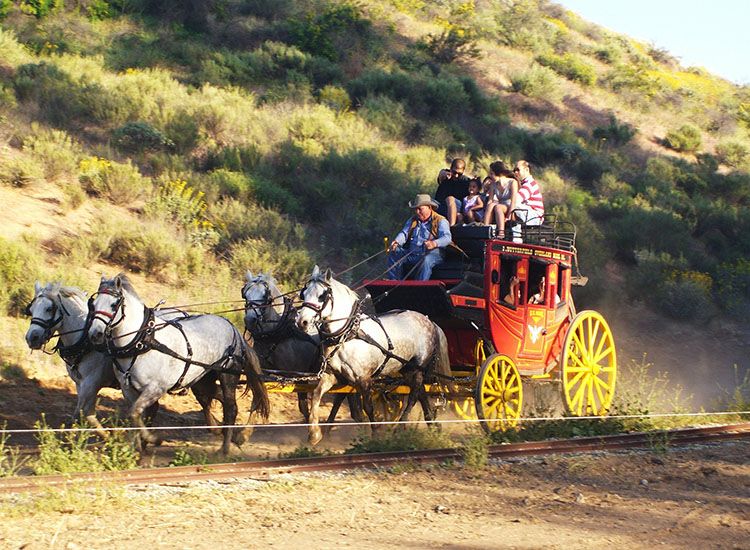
<box><xmin>1</xmin><ymin>0</ymin><xmax>749</xmax><ymax>403</ymax></box>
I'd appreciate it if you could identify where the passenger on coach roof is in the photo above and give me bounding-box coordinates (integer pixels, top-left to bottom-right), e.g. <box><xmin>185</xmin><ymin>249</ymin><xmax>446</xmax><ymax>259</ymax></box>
<box><xmin>387</xmin><ymin>193</ymin><xmax>452</xmax><ymax>281</ymax></box>
<box><xmin>461</xmin><ymin>177</ymin><xmax>485</xmax><ymax>224</ymax></box>
<box><xmin>435</xmin><ymin>158</ymin><xmax>471</xmax><ymax>226</ymax></box>
<box><xmin>513</xmin><ymin>160</ymin><xmax>545</xmax><ymax>227</ymax></box>
<box><xmin>483</xmin><ymin>161</ymin><xmax>518</xmax><ymax>238</ymax></box>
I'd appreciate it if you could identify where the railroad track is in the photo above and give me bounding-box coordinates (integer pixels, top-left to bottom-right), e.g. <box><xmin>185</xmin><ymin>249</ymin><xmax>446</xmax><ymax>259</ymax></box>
<box><xmin>2</xmin><ymin>422</ymin><xmax>749</xmax><ymax>495</ymax></box>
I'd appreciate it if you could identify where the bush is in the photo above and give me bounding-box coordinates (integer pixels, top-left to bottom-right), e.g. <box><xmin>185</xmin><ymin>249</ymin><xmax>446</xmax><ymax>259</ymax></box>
<box><xmin>228</xmin><ymin>238</ymin><xmax>313</xmax><ymax>287</ymax></box>
<box><xmin>22</xmin><ymin>128</ymin><xmax>81</xmax><ymax>181</ymax></box>
<box><xmin>418</xmin><ymin>27</ymin><xmax>481</xmax><ymax>64</ymax></box>
<box><xmin>0</xmin><ymin>237</ymin><xmax>38</xmax><ymax>315</ymax></box>
<box><xmin>592</xmin><ymin>115</ymin><xmax>637</xmax><ymax>147</ymax></box>
<box><xmin>358</xmin><ymin>95</ymin><xmax>414</xmax><ymax>140</ymax></box>
<box><xmin>715</xmin><ymin>141</ymin><xmax>749</xmax><ymax>168</ymax></box>
<box><xmin>345</xmin><ymin>427</ymin><xmax>453</xmax><ymax>454</ymax></box>
<box><xmin>112</xmin><ymin>121</ymin><xmax>174</xmax><ymax>153</ymax></box>
<box><xmin>318</xmin><ymin>85</ymin><xmax>351</xmax><ymax>112</ymax></box>
<box><xmin>0</xmin><ymin>155</ymin><xmax>44</xmax><ymax>187</ymax></box>
<box><xmin>78</xmin><ymin>157</ymin><xmax>150</xmax><ymax>205</ymax></box>
<box><xmin>510</xmin><ymin>65</ymin><xmax>559</xmax><ymax>100</ymax></box>
<box><xmin>535</xmin><ymin>52</ymin><xmax>596</xmax><ymax>86</ymax></box>
<box><xmin>33</xmin><ymin>416</ymin><xmax>138</xmax><ymax>475</ymax></box>
<box><xmin>664</xmin><ymin>124</ymin><xmax>702</xmax><ymax>153</ymax></box>
<box><xmin>145</xmin><ymin>179</ymin><xmax>219</xmax><ymax>247</ymax></box>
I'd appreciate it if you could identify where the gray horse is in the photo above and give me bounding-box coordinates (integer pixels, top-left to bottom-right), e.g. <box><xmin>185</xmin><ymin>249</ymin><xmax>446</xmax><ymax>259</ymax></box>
<box><xmin>242</xmin><ymin>271</ymin><xmax>364</xmax><ymax>428</ymax></box>
<box><xmin>296</xmin><ymin>266</ymin><xmax>452</xmax><ymax>446</ymax></box>
<box><xmin>88</xmin><ymin>274</ymin><xmax>269</xmax><ymax>454</ymax></box>
<box><xmin>24</xmin><ymin>282</ymin><xmax>119</xmax><ymax>436</ymax></box>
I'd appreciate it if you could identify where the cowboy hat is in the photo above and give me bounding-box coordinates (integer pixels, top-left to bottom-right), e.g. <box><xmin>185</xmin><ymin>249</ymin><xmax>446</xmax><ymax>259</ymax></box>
<box><xmin>408</xmin><ymin>193</ymin><xmax>439</xmax><ymax>209</ymax></box>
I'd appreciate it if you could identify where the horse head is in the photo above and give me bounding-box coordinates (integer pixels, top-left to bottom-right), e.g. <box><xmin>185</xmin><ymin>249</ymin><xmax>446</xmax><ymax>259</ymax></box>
<box><xmin>296</xmin><ymin>265</ymin><xmax>337</xmax><ymax>334</ymax></box>
<box><xmin>25</xmin><ymin>281</ymin><xmax>65</xmax><ymax>349</ymax></box>
<box><xmin>88</xmin><ymin>273</ymin><xmax>133</xmax><ymax>345</ymax></box>
<box><xmin>242</xmin><ymin>271</ymin><xmax>278</xmax><ymax>332</ymax></box>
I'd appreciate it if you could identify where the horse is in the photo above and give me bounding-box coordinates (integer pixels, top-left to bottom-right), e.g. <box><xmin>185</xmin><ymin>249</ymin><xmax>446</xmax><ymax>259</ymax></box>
<box><xmin>87</xmin><ymin>273</ymin><xmax>270</xmax><ymax>454</ymax></box>
<box><xmin>24</xmin><ymin>281</ymin><xmax>228</xmax><ymax>438</ymax></box>
<box><xmin>24</xmin><ymin>282</ymin><xmax>119</xmax><ymax>437</ymax></box>
<box><xmin>242</xmin><ymin>271</ymin><xmax>365</xmax><ymax>428</ymax></box>
<box><xmin>295</xmin><ymin>265</ymin><xmax>452</xmax><ymax>446</ymax></box>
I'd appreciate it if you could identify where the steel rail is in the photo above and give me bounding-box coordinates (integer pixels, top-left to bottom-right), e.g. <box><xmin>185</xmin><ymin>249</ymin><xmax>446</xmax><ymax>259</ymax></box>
<box><xmin>2</xmin><ymin>422</ymin><xmax>748</xmax><ymax>495</ymax></box>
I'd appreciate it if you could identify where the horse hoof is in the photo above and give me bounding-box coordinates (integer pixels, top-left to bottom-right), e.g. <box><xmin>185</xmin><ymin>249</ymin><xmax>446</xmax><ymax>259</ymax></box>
<box><xmin>308</xmin><ymin>429</ymin><xmax>323</xmax><ymax>447</ymax></box>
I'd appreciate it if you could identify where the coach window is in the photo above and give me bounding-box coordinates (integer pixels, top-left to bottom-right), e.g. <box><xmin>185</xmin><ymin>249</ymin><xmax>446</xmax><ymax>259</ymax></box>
<box><xmin>499</xmin><ymin>257</ymin><xmax>521</xmax><ymax>307</ymax></box>
<box><xmin>527</xmin><ymin>259</ymin><xmax>547</xmax><ymax>306</ymax></box>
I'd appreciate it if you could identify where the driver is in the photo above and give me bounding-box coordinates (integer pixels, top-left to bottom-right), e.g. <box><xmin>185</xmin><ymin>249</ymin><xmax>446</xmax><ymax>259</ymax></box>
<box><xmin>387</xmin><ymin>193</ymin><xmax>452</xmax><ymax>280</ymax></box>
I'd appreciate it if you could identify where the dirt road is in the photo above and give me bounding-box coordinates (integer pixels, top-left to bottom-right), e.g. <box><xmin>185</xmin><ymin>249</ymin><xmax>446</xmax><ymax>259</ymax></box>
<box><xmin>1</xmin><ymin>440</ymin><xmax>748</xmax><ymax>549</ymax></box>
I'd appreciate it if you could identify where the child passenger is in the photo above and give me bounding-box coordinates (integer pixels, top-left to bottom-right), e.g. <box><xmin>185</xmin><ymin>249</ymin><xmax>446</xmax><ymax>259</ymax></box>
<box><xmin>461</xmin><ymin>178</ymin><xmax>485</xmax><ymax>224</ymax></box>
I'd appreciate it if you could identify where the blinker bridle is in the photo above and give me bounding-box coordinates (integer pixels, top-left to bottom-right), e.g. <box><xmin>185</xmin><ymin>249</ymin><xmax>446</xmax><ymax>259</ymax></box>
<box><xmin>89</xmin><ymin>286</ymin><xmax>126</xmax><ymax>334</ymax></box>
<box><xmin>298</xmin><ymin>280</ymin><xmax>332</xmax><ymax>320</ymax></box>
<box><xmin>26</xmin><ymin>293</ymin><xmax>67</xmax><ymax>340</ymax></box>
<box><xmin>242</xmin><ymin>278</ymin><xmax>272</xmax><ymax>329</ymax></box>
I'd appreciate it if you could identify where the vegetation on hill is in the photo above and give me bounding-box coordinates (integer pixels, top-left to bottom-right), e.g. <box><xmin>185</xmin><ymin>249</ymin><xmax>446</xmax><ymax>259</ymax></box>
<box><xmin>0</xmin><ymin>0</ymin><xmax>749</xmax><ymax>322</ymax></box>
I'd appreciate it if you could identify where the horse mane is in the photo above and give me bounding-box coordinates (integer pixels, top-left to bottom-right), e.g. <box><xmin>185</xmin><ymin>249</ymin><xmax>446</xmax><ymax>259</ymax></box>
<box><xmin>40</xmin><ymin>282</ymin><xmax>87</xmax><ymax>307</ymax></box>
<box><xmin>103</xmin><ymin>273</ymin><xmax>142</xmax><ymax>302</ymax></box>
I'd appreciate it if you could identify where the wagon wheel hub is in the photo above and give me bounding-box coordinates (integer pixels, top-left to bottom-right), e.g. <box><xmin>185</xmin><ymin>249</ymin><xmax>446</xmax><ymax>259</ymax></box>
<box><xmin>591</xmin><ymin>363</ymin><xmax>601</xmax><ymax>376</ymax></box>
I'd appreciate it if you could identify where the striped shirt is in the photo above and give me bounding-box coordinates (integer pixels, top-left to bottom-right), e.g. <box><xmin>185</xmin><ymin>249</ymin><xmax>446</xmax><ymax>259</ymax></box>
<box><xmin>518</xmin><ymin>176</ymin><xmax>544</xmax><ymax>216</ymax></box>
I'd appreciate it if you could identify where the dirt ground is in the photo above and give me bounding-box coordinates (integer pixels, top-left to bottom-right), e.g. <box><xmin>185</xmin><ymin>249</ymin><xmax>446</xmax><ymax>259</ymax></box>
<box><xmin>0</xmin><ymin>440</ymin><xmax>748</xmax><ymax>549</ymax></box>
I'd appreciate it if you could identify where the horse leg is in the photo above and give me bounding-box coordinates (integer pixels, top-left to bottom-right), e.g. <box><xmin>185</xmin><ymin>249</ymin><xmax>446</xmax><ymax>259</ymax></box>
<box><xmin>357</xmin><ymin>379</ymin><xmax>378</xmax><ymax>434</ymax></box>
<box><xmin>309</xmin><ymin>371</ymin><xmax>336</xmax><ymax>446</ymax></box>
<box><xmin>191</xmin><ymin>374</ymin><xmax>222</xmax><ymax>435</ymax></box>
<box><xmin>218</xmin><ymin>373</ymin><xmax>240</xmax><ymax>455</ymax></box>
<box><xmin>347</xmin><ymin>393</ymin><xmax>366</xmax><ymax>423</ymax></box>
<box><xmin>298</xmin><ymin>392</ymin><xmax>311</xmax><ymax>421</ymax></box>
<box><xmin>322</xmin><ymin>393</ymin><xmax>346</xmax><ymax>436</ymax></box>
<box><xmin>128</xmin><ymin>385</ymin><xmax>164</xmax><ymax>451</ymax></box>
<box><xmin>398</xmin><ymin>370</ymin><xmax>422</xmax><ymax>423</ymax></box>
<box><xmin>75</xmin><ymin>377</ymin><xmax>108</xmax><ymax>439</ymax></box>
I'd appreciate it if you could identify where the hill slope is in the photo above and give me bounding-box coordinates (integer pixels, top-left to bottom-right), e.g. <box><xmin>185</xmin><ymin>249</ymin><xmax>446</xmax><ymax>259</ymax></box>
<box><xmin>1</xmin><ymin>0</ymin><xmax>749</xmax><ymax>403</ymax></box>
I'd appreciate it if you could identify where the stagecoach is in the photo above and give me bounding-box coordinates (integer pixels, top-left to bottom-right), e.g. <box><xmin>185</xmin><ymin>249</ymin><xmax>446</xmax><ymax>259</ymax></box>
<box><xmin>362</xmin><ymin>218</ymin><xmax>617</xmax><ymax>431</ymax></box>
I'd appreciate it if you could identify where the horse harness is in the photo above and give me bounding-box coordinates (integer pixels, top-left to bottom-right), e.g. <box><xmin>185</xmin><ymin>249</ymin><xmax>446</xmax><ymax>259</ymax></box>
<box><xmin>300</xmin><ymin>281</ymin><xmax>410</xmax><ymax>379</ymax></box>
<box><xmin>26</xmin><ymin>293</ymin><xmax>101</xmax><ymax>378</ymax></box>
<box><xmin>244</xmin><ymin>281</ymin><xmax>318</xmax><ymax>370</ymax></box>
<box><xmin>92</xmin><ymin>287</ymin><xmax>245</xmax><ymax>393</ymax></box>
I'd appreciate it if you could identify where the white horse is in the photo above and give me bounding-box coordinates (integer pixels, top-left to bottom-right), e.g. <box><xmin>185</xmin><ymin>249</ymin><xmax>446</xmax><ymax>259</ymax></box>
<box><xmin>88</xmin><ymin>273</ymin><xmax>270</xmax><ymax>454</ymax></box>
<box><xmin>296</xmin><ymin>266</ymin><xmax>452</xmax><ymax>446</ymax></box>
<box><xmin>243</xmin><ymin>271</ymin><xmax>365</xmax><ymax>427</ymax></box>
<box><xmin>24</xmin><ymin>282</ymin><xmax>118</xmax><ymax>437</ymax></box>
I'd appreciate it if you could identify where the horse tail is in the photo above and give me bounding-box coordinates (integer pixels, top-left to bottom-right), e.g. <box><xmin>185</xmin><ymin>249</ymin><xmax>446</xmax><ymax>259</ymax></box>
<box><xmin>431</xmin><ymin>322</ymin><xmax>455</xmax><ymax>394</ymax></box>
<box><xmin>241</xmin><ymin>342</ymin><xmax>270</xmax><ymax>420</ymax></box>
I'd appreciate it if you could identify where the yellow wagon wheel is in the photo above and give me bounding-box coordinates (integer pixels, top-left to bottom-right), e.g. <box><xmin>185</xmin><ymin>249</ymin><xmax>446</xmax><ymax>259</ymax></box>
<box><xmin>560</xmin><ymin>310</ymin><xmax>617</xmax><ymax>416</ymax></box>
<box><xmin>372</xmin><ymin>391</ymin><xmax>405</xmax><ymax>422</ymax></box>
<box><xmin>474</xmin><ymin>354</ymin><xmax>523</xmax><ymax>433</ymax></box>
<box><xmin>452</xmin><ymin>338</ymin><xmax>489</xmax><ymax>420</ymax></box>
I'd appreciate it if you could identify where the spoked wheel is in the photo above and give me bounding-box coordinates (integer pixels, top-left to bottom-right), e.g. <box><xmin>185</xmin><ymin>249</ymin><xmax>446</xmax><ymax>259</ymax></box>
<box><xmin>372</xmin><ymin>390</ymin><xmax>405</xmax><ymax>422</ymax></box>
<box><xmin>560</xmin><ymin>311</ymin><xmax>617</xmax><ymax>416</ymax></box>
<box><xmin>474</xmin><ymin>354</ymin><xmax>523</xmax><ymax>433</ymax></box>
<box><xmin>452</xmin><ymin>338</ymin><xmax>490</xmax><ymax>420</ymax></box>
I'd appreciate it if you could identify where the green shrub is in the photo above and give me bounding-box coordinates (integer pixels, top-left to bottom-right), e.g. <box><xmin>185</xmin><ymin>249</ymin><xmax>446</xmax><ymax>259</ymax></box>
<box><xmin>535</xmin><ymin>52</ymin><xmax>596</xmax><ymax>86</ymax></box>
<box><xmin>0</xmin><ymin>84</ymin><xmax>17</xmax><ymax>108</ymax></box>
<box><xmin>664</xmin><ymin>124</ymin><xmax>702</xmax><ymax>153</ymax></box>
<box><xmin>0</xmin><ymin>236</ymin><xmax>38</xmax><ymax>316</ymax></box>
<box><xmin>358</xmin><ymin>95</ymin><xmax>414</xmax><ymax>140</ymax></box>
<box><xmin>510</xmin><ymin>65</ymin><xmax>559</xmax><ymax>99</ymax></box>
<box><xmin>592</xmin><ymin>115</ymin><xmax>636</xmax><ymax>147</ymax></box>
<box><xmin>22</xmin><ymin>128</ymin><xmax>81</xmax><ymax>181</ymax></box>
<box><xmin>201</xmin><ymin>169</ymin><xmax>254</xmax><ymax>201</ymax></box>
<box><xmin>33</xmin><ymin>416</ymin><xmax>138</xmax><ymax>475</ymax></box>
<box><xmin>715</xmin><ymin>141</ymin><xmax>749</xmax><ymax>168</ymax></box>
<box><xmin>168</xmin><ymin>449</ymin><xmax>206</xmax><ymax>467</ymax></box>
<box><xmin>0</xmin><ymin>423</ymin><xmax>25</xmax><ymax>477</ymax></box>
<box><xmin>19</xmin><ymin>0</ymin><xmax>62</xmax><ymax>19</ymax></box>
<box><xmin>228</xmin><ymin>238</ymin><xmax>312</xmax><ymax>287</ymax></box>
<box><xmin>318</xmin><ymin>85</ymin><xmax>351</xmax><ymax>112</ymax></box>
<box><xmin>459</xmin><ymin>433</ymin><xmax>489</xmax><ymax>470</ymax></box>
<box><xmin>287</xmin><ymin>3</ymin><xmax>375</xmax><ymax>62</ymax></box>
<box><xmin>346</xmin><ymin>427</ymin><xmax>453</xmax><ymax>454</ymax></box>
<box><xmin>145</xmin><ymin>179</ymin><xmax>219</xmax><ymax>247</ymax></box>
<box><xmin>112</xmin><ymin>121</ymin><xmax>173</xmax><ymax>153</ymax></box>
<box><xmin>78</xmin><ymin>157</ymin><xmax>150</xmax><ymax>204</ymax></box>
<box><xmin>0</xmin><ymin>155</ymin><xmax>44</xmax><ymax>187</ymax></box>
<box><xmin>418</xmin><ymin>27</ymin><xmax>481</xmax><ymax>64</ymax></box>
